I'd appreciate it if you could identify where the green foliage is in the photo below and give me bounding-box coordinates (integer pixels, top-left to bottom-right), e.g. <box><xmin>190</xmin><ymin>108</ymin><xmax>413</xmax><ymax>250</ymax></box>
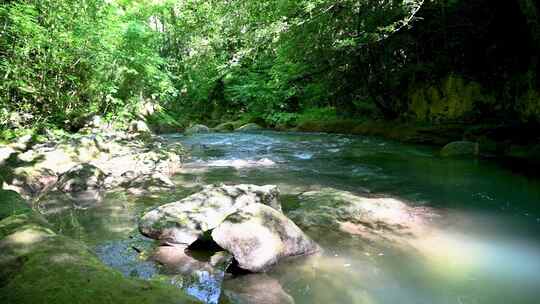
<box><xmin>0</xmin><ymin>0</ymin><xmax>174</xmax><ymax>130</ymax></box>
<box><xmin>1</xmin><ymin>0</ymin><xmax>539</xmax><ymax>131</ymax></box>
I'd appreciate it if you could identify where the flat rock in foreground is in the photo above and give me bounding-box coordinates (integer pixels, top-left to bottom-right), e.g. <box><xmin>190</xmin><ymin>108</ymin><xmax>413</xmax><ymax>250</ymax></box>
<box><xmin>289</xmin><ymin>188</ymin><xmax>437</xmax><ymax>245</ymax></box>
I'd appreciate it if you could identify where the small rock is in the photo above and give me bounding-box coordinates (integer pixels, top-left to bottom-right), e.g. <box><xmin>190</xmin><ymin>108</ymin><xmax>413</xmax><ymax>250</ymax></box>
<box><xmin>441</xmin><ymin>141</ymin><xmax>479</xmax><ymax>157</ymax></box>
<box><xmin>185</xmin><ymin>124</ymin><xmax>210</xmax><ymax>135</ymax></box>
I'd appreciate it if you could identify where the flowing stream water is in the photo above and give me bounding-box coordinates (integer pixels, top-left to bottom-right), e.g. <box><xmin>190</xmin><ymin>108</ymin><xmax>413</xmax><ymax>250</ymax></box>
<box><xmin>44</xmin><ymin>131</ymin><xmax>540</xmax><ymax>304</ymax></box>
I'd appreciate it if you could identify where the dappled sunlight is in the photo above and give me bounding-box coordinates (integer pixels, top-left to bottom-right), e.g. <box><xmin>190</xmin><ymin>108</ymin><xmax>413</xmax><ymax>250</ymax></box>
<box><xmin>49</xmin><ymin>253</ymin><xmax>81</xmax><ymax>264</ymax></box>
<box><xmin>0</xmin><ymin>226</ymin><xmax>55</xmax><ymax>252</ymax></box>
<box><xmin>203</xmin><ymin>158</ymin><xmax>276</xmax><ymax>169</ymax></box>
<box><xmin>412</xmin><ymin>220</ymin><xmax>540</xmax><ymax>282</ymax></box>
<box><xmin>411</xmin><ymin>230</ymin><xmax>484</xmax><ymax>278</ymax></box>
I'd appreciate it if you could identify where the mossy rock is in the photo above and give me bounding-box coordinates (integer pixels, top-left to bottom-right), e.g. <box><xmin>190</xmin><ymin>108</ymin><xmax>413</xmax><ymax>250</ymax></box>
<box><xmin>0</xmin><ymin>189</ymin><xmax>31</xmax><ymax>221</ymax></box>
<box><xmin>234</xmin><ymin>123</ymin><xmax>263</xmax><ymax>132</ymax></box>
<box><xmin>0</xmin><ymin>212</ymin><xmax>199</xmax><ymax>304</ymax></box>
<box><xmin>440</xmin><ymin>141</ymin><xmax>479</xmax><ymax>157</ymax></box>
<box><xmin>408</xmin><ymin>74</ymin><xmax>491</xmax><ymax>123</ymax></box>
<box><xmin>185</xmin><ymin>124</ymin><xmax>210</xmax><ymax>135</ymax></box>
<box><xmin>213</xmin><ymin>122</ymin><xmax>236</xmax><ymax>132</ymax></box>
<box><xmin>145</xmin><ymin>111</ymin><xmax>183</xmax><ymax>134</ymax></box>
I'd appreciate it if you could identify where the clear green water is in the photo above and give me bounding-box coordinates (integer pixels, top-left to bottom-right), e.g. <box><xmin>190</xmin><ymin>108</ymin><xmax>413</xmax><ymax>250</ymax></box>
<box><xmin>45</xmin><ymin>131</ymin><xmax>540</xmax><ymax>304</ymax></box>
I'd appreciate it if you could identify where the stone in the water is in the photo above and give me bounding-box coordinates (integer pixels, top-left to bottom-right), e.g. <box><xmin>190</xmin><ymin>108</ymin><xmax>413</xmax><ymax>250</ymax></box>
<box><xmin>152</xmin><ymin>246</ymin><xmax>232</xmax><ymax>304</ymax></box>
<box><xmin>440</xmin><ymin>141</ymin><xmax>479</xmax><ymax>157</ymax></box>
<box><xmin>122</xmin><ymin>172</ymin><xmax>175</xmax><ymax>195</ymax></box>
<box><xmin>185</xmin><ymin>124</ymin><xmax>210</xmax><ymax>135</ymax></box>
<box><xmin>235</xmin><ymin>123</ymin><xmax>263</xmax><ymax>132</ymax></box>
<box><xmin>57</xmin><ymin>163</ymin><xmax>105</xmax><ymax>193</ymax></box>
<box><xmin>211</xmin><ymin>203</ymin><xmax>319</xmax><ymax>272</ymax></box>
<box><xmin>139</xmin><ymin>184</ymin><xmax>281</xmax><ymax>245</ymax></box>
<box><xmin>289</xmin><ymin>188</ymin><xmax>435</xmax><ymax>245</ymax></box>
<box><xmin>221</xmin><ymin>274</ymin><xmax>294</xmax><ymax>304</ymax></box>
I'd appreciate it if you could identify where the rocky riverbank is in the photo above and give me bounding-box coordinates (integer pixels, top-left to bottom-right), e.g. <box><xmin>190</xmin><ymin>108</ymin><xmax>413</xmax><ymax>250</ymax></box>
<box><xmin>1</xmin><ymin>118</ymin><xmax>186</xmax><ymax>203</ymax></box>
<box><xmin>0</xmin><ymin>120</ymin><xmax>202</xmax><ymax>303</ymax></box>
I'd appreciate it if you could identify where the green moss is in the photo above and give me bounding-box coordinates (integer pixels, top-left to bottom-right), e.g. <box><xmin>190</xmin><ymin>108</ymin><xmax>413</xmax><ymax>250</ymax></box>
<box><xmin>296</xmin><ymin>118</ymin><xmax>361</xmax><ymax>134</ymax></box>
<box><xmin>409</xmin><ymin>75</ymin><xmax>491</xmax><ymax>123</ymax></box>
<box><xmin>0</xmin><ymin>212</ymin><xmax>199</xmax><ymax>304</ymax></box>
<box><xmin>0</xmin><ymin>190</ymin><xmax>32</xmax><ymax>221</ymax></box>
<box><xmin>146</xmin><ymin>111</ymin><xmax>184</xmax><ymax>134</ymax></box>
<box><xmin>517</xmin><ymin>88</ymin><xmax>540</xmax><ymax>123</ymax></box>
<box><xmin>213</xmin><ymin>122</ymin><xmax>236</xmax><ymax>132</ymax></box>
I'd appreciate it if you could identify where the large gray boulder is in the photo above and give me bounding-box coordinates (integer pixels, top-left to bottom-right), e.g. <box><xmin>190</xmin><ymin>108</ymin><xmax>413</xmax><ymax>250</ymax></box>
<box><xmin>440</xmin><ymin>141</ymin><xmax>479</xmax><ymax>157</ymax></box>
<box><xmin>139</xmin><ymin>184</ymin><xmax>281</xmax><ymax>245</ymax></box>
<box><xmin>185</xmin><ymin>124</ymin><xmax>210</xmax><ymax>135</ymax></box>
<box><xmin>211</xmin><ymin>203</ymin><xmax>319</xmax><ymax>272</ymax></box>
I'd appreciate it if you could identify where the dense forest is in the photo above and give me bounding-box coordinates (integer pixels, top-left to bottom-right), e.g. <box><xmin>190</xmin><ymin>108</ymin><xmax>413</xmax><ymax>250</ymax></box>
<box><xmin>1</xmin><ymin>0</ymin><xmax>538</xmax><ymax>135</ymax></box>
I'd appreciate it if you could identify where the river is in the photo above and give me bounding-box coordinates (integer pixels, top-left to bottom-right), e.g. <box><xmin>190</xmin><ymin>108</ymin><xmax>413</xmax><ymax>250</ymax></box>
<box><xmin>45</xmin><ymin>131</ymin><xmax>540</xmax><ymax>304</ymax></box>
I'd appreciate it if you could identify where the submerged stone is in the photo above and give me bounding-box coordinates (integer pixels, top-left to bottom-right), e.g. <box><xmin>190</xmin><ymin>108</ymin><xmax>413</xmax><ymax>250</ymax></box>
<box><xmin>221</xmin><ymin>274</ymin><xmax>294</xmax><ymax>304</ymax></box>
<box><xmin>152</xmin><ymin>246</ymin><xmax>233</xmax><ymax>304</ymax></box>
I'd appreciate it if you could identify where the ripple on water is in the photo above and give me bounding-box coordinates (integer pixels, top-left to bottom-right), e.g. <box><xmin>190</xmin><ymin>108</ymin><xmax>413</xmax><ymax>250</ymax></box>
<box><xmin>293</xmin><ymin>152</ymin><xmax>314</xmax><ymax>160</ymax></box>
